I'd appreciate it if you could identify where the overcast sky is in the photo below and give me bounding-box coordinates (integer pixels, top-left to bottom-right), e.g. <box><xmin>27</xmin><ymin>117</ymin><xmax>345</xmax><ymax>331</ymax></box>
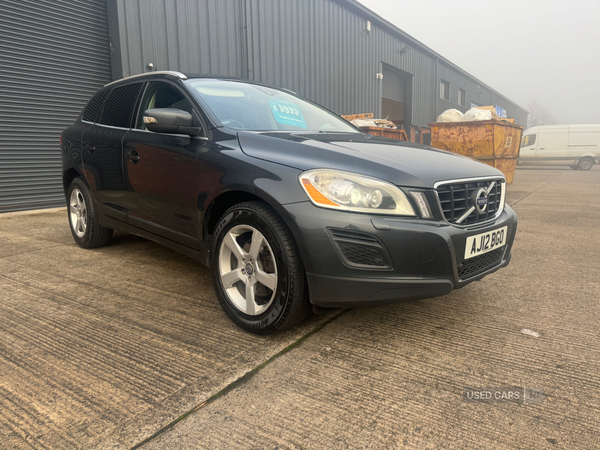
<box><xmin>357</xmin><ymin>0</ymin><xmax>600</xmax><ymax>124</ymax></box>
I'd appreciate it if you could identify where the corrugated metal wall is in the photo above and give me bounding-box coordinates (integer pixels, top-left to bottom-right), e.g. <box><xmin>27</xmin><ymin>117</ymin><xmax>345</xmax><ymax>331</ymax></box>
<box><xmin>0</xmin><ymin>0</ymin><xmax>113</xmax><ymax>212</ymax></box>
<box><xmin>109</xmin><ymin>0</ymin><xmax>442</xmax><ymax>126</ymax></box>
<box><xmin>108</xmin><ymin>0</ymin><xmax>523</xmax><ymax>126</ymax></box>
<box><xmin>243</xmin><ymin>0</ymin><xmax>439</xmax><ymax>126</ymax></box>
<box><xmin>109</xmin><ymin>0</ymin><xmax>245</xmax><ymax>78</ymax></box>
<box><xmin>108</xmin><ymin>0</ymin><xmax>526</xmax><ymax>128</ymax></box>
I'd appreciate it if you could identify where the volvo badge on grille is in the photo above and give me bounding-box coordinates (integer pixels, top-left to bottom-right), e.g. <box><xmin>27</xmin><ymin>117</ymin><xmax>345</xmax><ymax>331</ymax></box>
<box><xmin>474</xmin><ymin>188</ymin><xmax>489</xmax><ymax>213</ymax></box>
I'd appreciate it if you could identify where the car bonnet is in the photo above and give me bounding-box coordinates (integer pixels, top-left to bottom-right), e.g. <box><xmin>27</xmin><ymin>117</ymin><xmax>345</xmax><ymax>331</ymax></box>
<box><xmin>236</xmin><ymin>131</ymin><xmax>503</xmax><ymax>188</ymax></box>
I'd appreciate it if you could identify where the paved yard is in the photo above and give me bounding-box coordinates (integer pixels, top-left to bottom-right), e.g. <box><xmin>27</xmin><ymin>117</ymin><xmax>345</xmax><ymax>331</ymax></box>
<box><xmin>1</xmin><ymin>167</ymin><xmax>599</xmax><ymax>449</ymax></box>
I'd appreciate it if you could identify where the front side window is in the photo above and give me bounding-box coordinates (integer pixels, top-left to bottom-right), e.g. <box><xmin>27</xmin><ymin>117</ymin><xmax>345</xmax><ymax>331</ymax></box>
<box><xmin>521</xmin><ymin>134</ymin><xmax>537</xmax><ymax>147</ymax></box>
<box><xmin>135</xmin><ymin>82</ymin><xmax>193</xmax><ymax>130</ymax></box>
<box><xmin>98</xmin><ymin>83</ymin><xmax>143</xmax><ymax>128</ymax></box>
<box><xmin>185</xmin><ymin>79</ymin><xmax>358</xmax><ymax>132</ymax></box>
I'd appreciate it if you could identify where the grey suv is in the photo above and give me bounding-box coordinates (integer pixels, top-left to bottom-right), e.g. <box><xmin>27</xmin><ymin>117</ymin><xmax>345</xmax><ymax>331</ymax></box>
<box><xmin>61</xmin><ymin>71</ymin><xmax>517</xmax><ymax>334</ymax></box>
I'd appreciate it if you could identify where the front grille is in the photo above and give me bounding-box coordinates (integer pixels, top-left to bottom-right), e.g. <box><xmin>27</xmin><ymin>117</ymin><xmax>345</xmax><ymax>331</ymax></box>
<box><xmin>457</xmin><ymin>247</ymin><xmax>504</xmax><ymax>280</ymax></box>
<box><xmin>437</xmin><ymin>179</ymin><xmax>503</xmax><ymax>226</ymax></box>
<box><xmin>328</xmin><ymin>228</ymin><xmax>392</xmax><ymax>269</ymax></box>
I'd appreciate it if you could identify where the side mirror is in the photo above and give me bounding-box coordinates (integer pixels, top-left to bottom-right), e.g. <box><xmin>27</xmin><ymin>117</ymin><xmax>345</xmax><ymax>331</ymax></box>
<box><xmin>143</xmin><ymin>108</ymin><xmax>201</xmax><ymax>136</ymax></box>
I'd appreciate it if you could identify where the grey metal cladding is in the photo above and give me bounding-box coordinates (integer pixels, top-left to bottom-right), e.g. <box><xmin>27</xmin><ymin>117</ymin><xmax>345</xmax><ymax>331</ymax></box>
<box><xmin>110</xmin><ymin>0</ymin><xmax>525</xmax><ymax>128</ymax></box>
<box><xmin>111</xmin><ymin>0</ymin><xmax>245</xmax><ymax>78</ymax></box>
<box><xmin>0</xmin><ymin>0</ymin><xmax>112</xmax><ymax>212</ymax></box>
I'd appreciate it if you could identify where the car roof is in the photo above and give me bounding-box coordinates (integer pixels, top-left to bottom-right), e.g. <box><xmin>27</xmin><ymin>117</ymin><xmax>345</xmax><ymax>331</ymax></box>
<box><xmin>104</xmin><ymin>71</ymin><xmax>296</xmax><ymax>94</ymax></box>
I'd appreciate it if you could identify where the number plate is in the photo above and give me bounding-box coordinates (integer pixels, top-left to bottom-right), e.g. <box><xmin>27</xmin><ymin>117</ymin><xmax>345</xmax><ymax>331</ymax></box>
<box><xmin>464</xmin><ymin>226</ymin><xmax>507</xmax><ymax>260</ymax></box>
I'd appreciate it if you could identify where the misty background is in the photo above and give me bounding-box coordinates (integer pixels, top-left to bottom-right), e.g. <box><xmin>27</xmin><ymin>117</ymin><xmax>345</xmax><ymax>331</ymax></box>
<box><xmin>358</xmin><ymin>0</ymin><xmax>600</xmax><ymax>125</ymax></box>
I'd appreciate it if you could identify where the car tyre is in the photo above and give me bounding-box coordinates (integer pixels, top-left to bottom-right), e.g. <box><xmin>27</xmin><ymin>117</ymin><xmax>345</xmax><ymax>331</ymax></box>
<box><xmin>577</xmin><ymin>158</ymin><xmax>593</xmax><ymax>170</ymax></box>
<box><xmin>211</xmin><ymin>201</ymin><xmax>311</xmax><ymax>334</ymax></box>
<box><xmin>67</xmin><ymin>178</ymin><xmax>113</xmax><ymax>248</ymax></box>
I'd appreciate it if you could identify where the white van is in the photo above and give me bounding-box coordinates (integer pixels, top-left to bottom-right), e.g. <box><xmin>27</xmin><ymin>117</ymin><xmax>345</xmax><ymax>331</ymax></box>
<box><xmin>518</xmin><ymin>124</ymin><xmax>600</xmax><ymax>170</ymax></box>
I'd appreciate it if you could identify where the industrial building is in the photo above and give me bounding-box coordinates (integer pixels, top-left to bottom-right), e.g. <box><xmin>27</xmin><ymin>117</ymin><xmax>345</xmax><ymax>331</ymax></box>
<box><xmin>0</xmin><ymin>0</ymin><xmax>528</xmax><ymax>212</ymax></box>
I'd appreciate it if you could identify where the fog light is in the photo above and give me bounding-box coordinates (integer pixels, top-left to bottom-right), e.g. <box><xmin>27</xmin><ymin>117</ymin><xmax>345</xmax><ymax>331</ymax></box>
<box><xmin>410</xmin><ymin>191</ymin><xmax>433</xmax><ymax>219</ymax></box>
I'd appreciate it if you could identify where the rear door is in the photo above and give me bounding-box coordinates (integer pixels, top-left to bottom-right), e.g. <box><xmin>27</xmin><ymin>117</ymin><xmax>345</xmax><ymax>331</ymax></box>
<box><xmin>121</xmin><ymin>81</ymin><xmax>205</xmax><ymax>249</ymax></box>
<box><xmin>81</xmin><ymin>82</ymin><xmax>143</xmax><ymax>219</ymax></box>
<box><xmin>537</xmin><ymin>127</ymin><xmax>569</xmax><ymax>166</ymax></box>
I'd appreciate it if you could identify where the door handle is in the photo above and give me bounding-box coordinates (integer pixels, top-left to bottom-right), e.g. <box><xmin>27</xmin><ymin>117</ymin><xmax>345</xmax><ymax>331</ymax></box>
<box><xmin>127</xmin><ymin>150</ymin><xmax>141</xmax><ymax>163</ymax></box>
<box><xmin>86</xmin><ymin>145</ymin><xmax>96</xmax><ymax>153</ymax></box>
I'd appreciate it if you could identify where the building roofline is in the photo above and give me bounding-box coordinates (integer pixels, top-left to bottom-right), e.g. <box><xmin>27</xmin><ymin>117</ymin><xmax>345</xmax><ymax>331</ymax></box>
<box><xmin>341</xmin><ymin>0</ymin><xmax>528</xmax><ymax>113</ymax></box>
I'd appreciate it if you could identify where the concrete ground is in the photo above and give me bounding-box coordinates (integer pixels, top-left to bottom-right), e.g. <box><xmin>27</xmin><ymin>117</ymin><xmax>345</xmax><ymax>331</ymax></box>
<box><xmin>1</xmin><ymin>166</ymin><xmax>599</xmax><ymax>449</ymax></box>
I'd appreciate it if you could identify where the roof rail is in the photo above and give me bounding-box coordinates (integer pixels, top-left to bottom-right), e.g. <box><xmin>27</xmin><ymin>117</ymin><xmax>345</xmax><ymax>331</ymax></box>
<box><xmin>104</xmin><ymin>71</ymin><xmax>187</xmax><ymax>87</ymax></box>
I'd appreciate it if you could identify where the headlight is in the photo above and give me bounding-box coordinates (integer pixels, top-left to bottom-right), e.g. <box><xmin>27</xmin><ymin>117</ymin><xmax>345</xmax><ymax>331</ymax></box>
<box><xmin>299</xmin><ymin>169</ymin><xmax>416</xmax><ymax>216</ymax></box>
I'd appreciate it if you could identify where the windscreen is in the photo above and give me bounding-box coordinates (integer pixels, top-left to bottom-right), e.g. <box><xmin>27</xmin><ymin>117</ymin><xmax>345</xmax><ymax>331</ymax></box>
<box><xmin>186</xmin><ymin>79</ymin><xmax>359</xmax><ymax>133</ymax></box>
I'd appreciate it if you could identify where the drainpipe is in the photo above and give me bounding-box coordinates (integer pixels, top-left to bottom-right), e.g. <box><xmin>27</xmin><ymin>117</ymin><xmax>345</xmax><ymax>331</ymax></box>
<box><xmin>433</xmin><ymin>57</ymin><xmax>439</xmax><ymax>122</ymax></box>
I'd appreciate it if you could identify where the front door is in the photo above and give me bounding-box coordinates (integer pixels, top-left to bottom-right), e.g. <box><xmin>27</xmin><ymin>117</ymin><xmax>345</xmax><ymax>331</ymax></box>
<box><xmin>122</xmin><ymin>81</ymin><xmax>205</xmax><ymax>249</ymax></box>
<box><xmin>518</xmin><ymin>133</ymin><xmax>538</xmax><ymax>165</ymax></box>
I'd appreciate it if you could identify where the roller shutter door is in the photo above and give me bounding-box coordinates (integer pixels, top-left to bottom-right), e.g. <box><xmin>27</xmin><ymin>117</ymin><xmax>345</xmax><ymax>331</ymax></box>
<box><xmin>0</xmin><ymin>0</ymin><xmax>112</xmax><ymax>212</ymax></box>
<box><xmin>382</xmin><ymin>67</ymin><xmax>405</xmax><ymax>103</ymax></box>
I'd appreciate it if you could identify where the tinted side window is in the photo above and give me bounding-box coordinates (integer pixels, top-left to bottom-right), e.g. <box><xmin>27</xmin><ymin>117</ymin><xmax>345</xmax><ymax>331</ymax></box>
<box><xmin>99</xmin><ymin>83</ymin><xmax>143</xmax><ymax>128</ymax></box>
<box><xmin>82</xmin><ymin>89</ymin><xmax>110</xmax><ymax>122</ymax></box>
<box><xmin>135</xmin><ymin>82</ymin><xmax>193</xmax><ymax>130</ymax></box>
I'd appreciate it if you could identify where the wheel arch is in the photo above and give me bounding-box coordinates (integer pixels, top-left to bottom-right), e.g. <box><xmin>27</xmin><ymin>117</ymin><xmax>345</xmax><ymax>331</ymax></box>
<box><xmin>578</xmin><ymin>156</ymin><xmax>595</xmax><ymax>169</ymax></box>
<box><xmin>203</xmin><ymin>190</ymin><xmax>267</xmax><ymax>241</ymax></box>
<box><xmin>201</xmin><ymin>187</ymin><xmax>313</xmax><ymax>273</ymax></box>
<box><xmin>63</xmin><ymin>167</ymin><xmax>86</xmax><ymax>195</ymax></box>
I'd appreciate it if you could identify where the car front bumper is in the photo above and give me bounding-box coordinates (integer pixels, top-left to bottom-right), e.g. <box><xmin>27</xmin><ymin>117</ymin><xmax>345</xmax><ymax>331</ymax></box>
<box><xmin>276</xmin><ymin>202</ymin><xmax>517</xmax><ymax>307</ymax></box>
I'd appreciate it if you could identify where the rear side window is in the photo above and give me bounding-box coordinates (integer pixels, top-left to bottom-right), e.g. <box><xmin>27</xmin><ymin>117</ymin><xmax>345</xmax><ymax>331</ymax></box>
<box><xmin>99</xmin><ymin>83</ymin><xmax>143</xmax><ymax>128</ymax></box>
<box><xmin>82</xmin><ymin>89</ymin><xmax>110</xmax><ymax>123</ymax></box>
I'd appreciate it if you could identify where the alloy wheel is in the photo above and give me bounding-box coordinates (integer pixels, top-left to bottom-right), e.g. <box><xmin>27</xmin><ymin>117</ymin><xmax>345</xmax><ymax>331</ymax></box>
<box><xmin>69</xmin><ymin>188</ymin><xmax>87</xmax><ymax>238</ymax></box>
<box><xmin>218</xmin><ymin>225</ymin><xmax>278</xmax><ymax>316</ymax></box>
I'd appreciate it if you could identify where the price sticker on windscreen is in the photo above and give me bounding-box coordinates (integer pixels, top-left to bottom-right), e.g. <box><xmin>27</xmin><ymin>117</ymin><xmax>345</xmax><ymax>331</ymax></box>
<box><xmin>268</xmin><ymin>99</ymin><xmax>307</xmax><ymax>129</ymax></box>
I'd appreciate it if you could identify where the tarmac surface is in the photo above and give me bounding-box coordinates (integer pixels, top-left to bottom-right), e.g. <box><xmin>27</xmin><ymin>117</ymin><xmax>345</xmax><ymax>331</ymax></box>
<box><xmin>1</xmin><ymin>166</ymin><xmax>599</xmax><ymax>449</ymax></box>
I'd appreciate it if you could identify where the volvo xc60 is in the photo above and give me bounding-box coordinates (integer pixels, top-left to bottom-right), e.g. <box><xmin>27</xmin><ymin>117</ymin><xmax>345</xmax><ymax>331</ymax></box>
<box><xmin>61</xmin><ymin>71</ymin><xmax>517</xmax><ymax>333</ymax></box>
